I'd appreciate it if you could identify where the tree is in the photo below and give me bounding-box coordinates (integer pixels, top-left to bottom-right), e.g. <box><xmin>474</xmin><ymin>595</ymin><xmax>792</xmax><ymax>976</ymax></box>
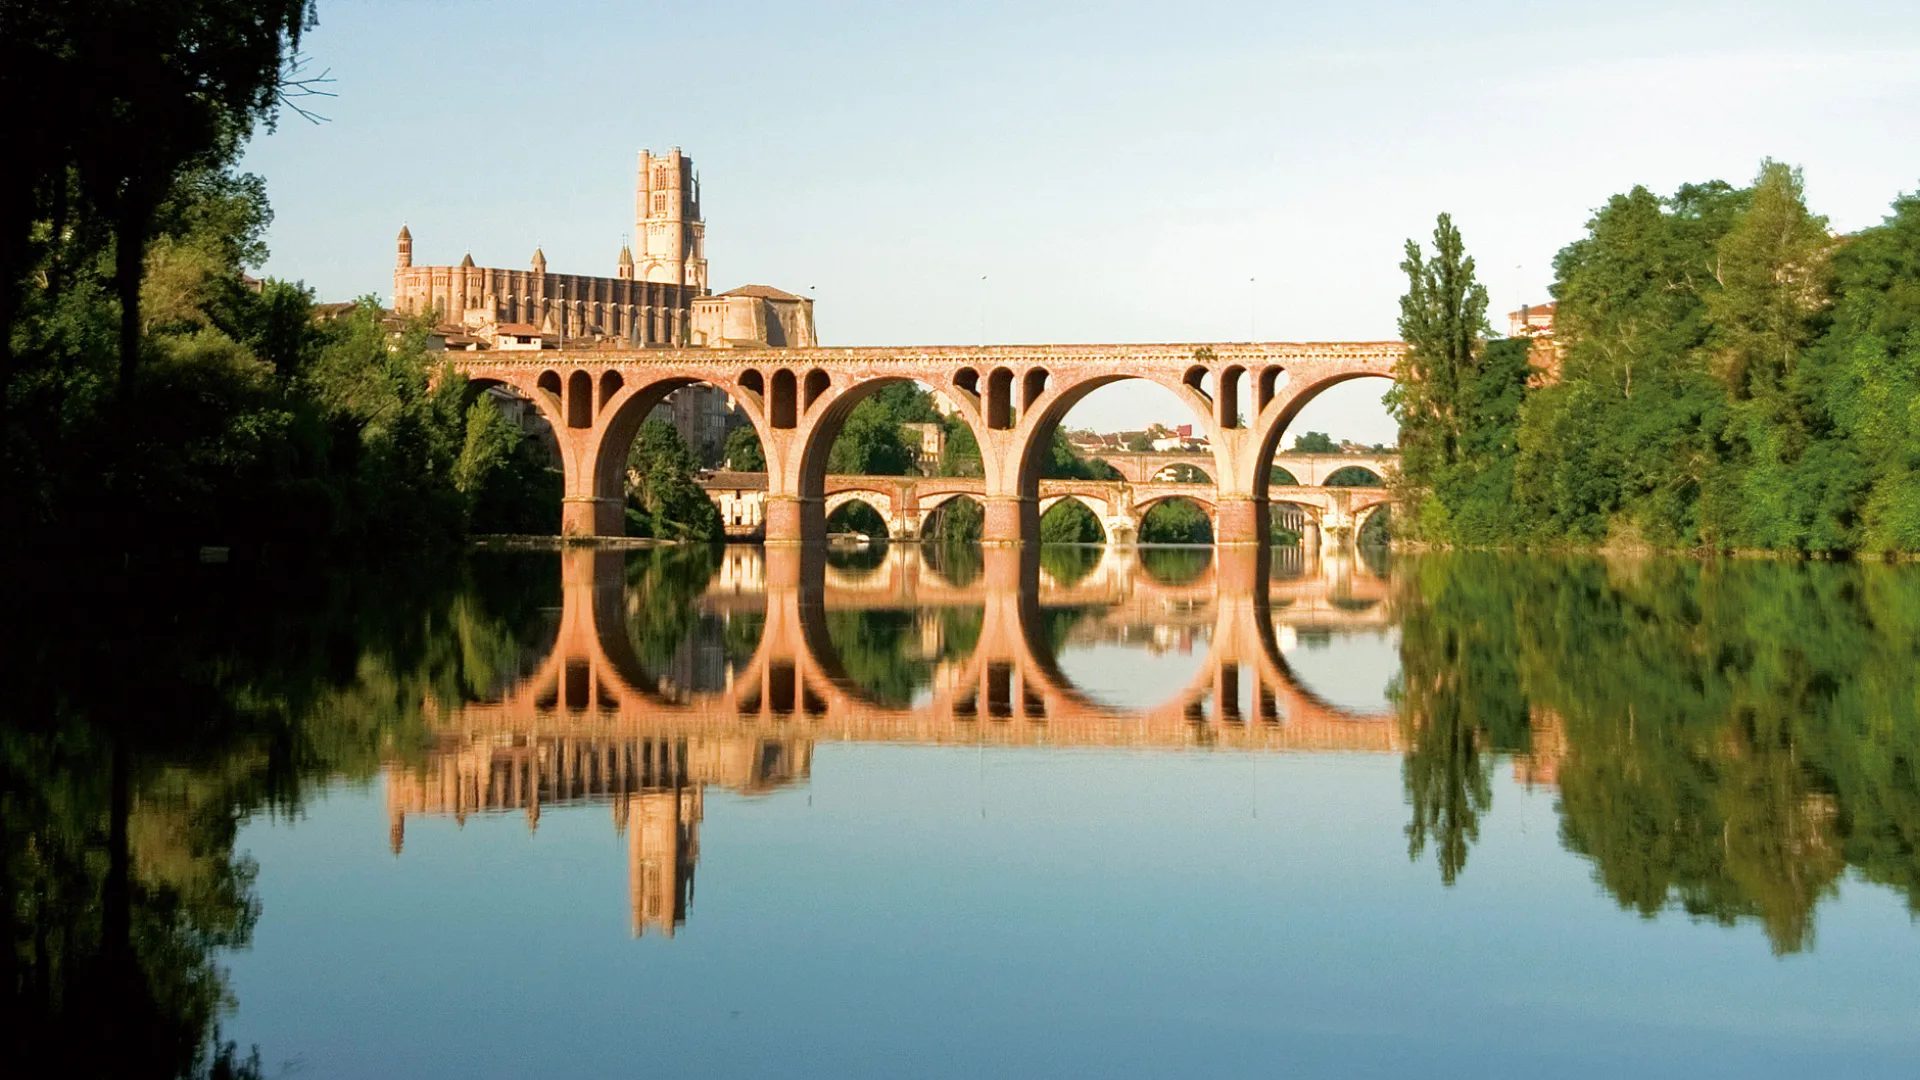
<box><xmin>1292</xmin><ymin>430</ymin><xmax>1339</xmax><ymax>453</ymax></box>
<box><xmin>626</xmin><ymin>420</ymin><xmax>721</xmax><ymax>540</ymax></box>
<box><xmin>721</xmin><ymin>425</ymin><xmax>765</xmax><ymax>471</ymax></box>
<box><xmin>1386</xmin><ymin>213</ymin><xmax>1490</xmax><ymax>538</ymax></box>
<box><xmin>1139</xmin><ymin>498</ymin><xmax>1212</xmax><ymax>543</ymax></box>
<box><xmin>61</xmin><ymin>2</ymin><xmax>319</xmax><ymax>400</ymax></box>
<box><xmin>1040</xmin><ymin>498</ymin><xmax>1104</xmax><ymax>543</ymax></box>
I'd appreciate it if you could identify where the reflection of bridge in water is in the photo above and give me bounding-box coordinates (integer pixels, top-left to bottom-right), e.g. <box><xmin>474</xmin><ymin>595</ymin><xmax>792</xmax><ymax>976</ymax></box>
<box><xmin>385</xmin><ymin>544</ymin><xmax>1399</xmax><ymax>935</ymax></box>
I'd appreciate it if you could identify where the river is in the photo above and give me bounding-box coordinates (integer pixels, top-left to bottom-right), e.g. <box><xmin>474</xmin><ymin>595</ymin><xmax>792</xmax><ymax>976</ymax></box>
<box><xmin>8</xmin><ymin>544</ymin><xmax>1919</xmax><ymax>1077</ymax></box>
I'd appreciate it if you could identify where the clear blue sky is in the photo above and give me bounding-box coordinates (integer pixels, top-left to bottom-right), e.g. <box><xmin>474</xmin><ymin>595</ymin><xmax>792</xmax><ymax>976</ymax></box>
<box><xmin>242</xmin><ymin>0</ymin><xmax>1920</xmax><ymax>443</ymax></box>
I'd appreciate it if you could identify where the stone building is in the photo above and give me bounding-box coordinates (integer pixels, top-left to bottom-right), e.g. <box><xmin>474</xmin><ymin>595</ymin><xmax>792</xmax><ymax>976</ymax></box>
<box><xmin>389</xmin><ymin>146</ymin><xmax>810</xmax><ymax>464</ymax></box>
<box><xmin>390</xmin><ymin>148</ymin><xmax>711</xmax><ymax>346</ymax></box>
<box><xmin>691</xmin><ymin>284</ymin><xmax>817</xmax><ymax>348</ymax></box>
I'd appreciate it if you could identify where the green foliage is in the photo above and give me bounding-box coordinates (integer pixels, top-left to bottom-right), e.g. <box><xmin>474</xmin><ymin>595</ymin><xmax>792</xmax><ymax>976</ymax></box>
<box><xmin>1043</xmin><ymin>431</ymin><xmax>1122</xmax><ymax>480</ymax></box>
<box><xmin>828</xmin><ymin>499</ymin><xmax>889</xmax><ymax>538</ymax></box>
<box><xmin>1393</xmin><ymin>553</ymin><xmax>1920</xmax><ymax>953</ymax></box>
<box><xmin>1270</xmin><ymin>466</ymin><xmax>1299</xmax><ymax>486</ymax></box>
<box><xmin>1040</xmin><ymin>498</ymin><xmax>1105</xmax><ymax>543</ymax></box>
<box><xmin>625</xmin><ymin>420</ymin><xmax>721</xmax><ymax>541</ymax></box>
<box><xmin>1394</xmin><ymin>165</ymin><xmax>1920</xmax><ymax>554</ymax></box>
<box><xmin>926</xmin><ymin>496</ymin><xmax>984</xmax><ymax>544</ymax></box>
<box><xmin>1323</xmin><ymin>465</ymin><xmax>1384</xmax><ymax>487</ymax></box>
<box><xmin>1292</xmin><ymin>430</ymin><xmax>1339</xmax><ymax>453</ymax></box>
<box><xmin>721</xmin><ymin>424</ymin><xmax>765</xmax><ymax>471</ymax></box>
<box><xmin>828</xmin><ymin>382</ymin><xmax>940</xmax><ymax>476</ymax></box>
<box><xmin>1139</xmin><ymin>498</ymin><xmax>1212</xmax><ymax>544</ymax></box>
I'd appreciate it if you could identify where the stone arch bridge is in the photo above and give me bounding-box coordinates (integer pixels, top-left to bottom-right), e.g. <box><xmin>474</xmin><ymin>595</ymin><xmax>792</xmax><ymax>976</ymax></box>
<box><xmin>447</xmin><ymin>342</ymin><xmax>1402</xmax><ymax>545</ymax></box>
<box><xmin>706</xmin><ymin>474</ymin><xmax>1391</xmax><ymax>547</ymax></box>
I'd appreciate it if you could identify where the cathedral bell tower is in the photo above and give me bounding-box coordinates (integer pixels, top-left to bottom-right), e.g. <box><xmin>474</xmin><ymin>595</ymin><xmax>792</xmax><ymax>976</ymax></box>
<box><xmin>634</xmin><ymin>148</ymin><xmax>708</xmax><ymax>293</ymax></box>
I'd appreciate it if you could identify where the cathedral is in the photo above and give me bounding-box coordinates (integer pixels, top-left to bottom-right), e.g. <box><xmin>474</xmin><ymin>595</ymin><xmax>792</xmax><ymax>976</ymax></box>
<box><xmin>390</xmin><ymin>148</ymin><xmax>815</xmax><ymax>351</ymax></box>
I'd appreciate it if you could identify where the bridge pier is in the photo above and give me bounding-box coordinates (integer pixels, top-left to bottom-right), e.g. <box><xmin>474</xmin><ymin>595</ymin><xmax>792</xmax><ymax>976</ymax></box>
<box><xmin>1213</xmin><ymin>498</ymin><xmax>1268</xmax><ymax>546</ymax></box>
<box><xmin>764</xmin><ymin>495</ymin><xmax>825</xmax><ymax>547</ymax></box>
<box><xmin>982</xmin><ymin>496</ymin><xmax>1037</xmax><ymax>547</ymax></box>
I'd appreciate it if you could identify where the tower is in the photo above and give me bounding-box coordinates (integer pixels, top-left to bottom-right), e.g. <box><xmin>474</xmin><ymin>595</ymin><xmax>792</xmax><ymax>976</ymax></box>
<box><xmin>634</xmin><ymin>148</ymin><xmax>708</xmax><ymax>293</ymax></box>
<box><xmin>396</xmin><ymin>224</ymin><xmax>412</xmax><ymax>268</ymax></box>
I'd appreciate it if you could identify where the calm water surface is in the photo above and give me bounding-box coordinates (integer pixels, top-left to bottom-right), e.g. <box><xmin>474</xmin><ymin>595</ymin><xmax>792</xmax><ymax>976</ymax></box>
<box><xmin>11</xmin><ymin>545</ymin><xmax>1920</xmax><ymax>1077</ymax></box>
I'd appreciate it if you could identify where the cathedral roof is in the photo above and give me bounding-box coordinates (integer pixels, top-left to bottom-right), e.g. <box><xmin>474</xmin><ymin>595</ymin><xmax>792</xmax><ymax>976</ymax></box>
<box><xmin>718</xmin><ymin>284</ymin><xmax>807</xmax><ymax>302</ymax></box>
<box><xmin>397</xmin><ymin>224</ymin><xmax>411</xmax><ymax>240</ymax></box>
<box><xmin>617</xmin><ymin>245</ymin><xmax>634</xmax><ymax>266</ymax></box>
<box><xmin>458</xmin><ymin>252</ymin><xmax>475</xmax><ymax>268</ymax></box>
<box><xmin>532</xmin><ymin>247</ymin><xmax>547</xmax><ymax>267</ymax></box>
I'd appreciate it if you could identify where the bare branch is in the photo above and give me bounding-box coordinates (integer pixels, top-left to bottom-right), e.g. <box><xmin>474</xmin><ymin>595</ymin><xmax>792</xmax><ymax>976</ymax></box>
<box><xmin>276</xmin><ymin>52</ymin><xmax>336</xmax><ymax>124</ymax></box>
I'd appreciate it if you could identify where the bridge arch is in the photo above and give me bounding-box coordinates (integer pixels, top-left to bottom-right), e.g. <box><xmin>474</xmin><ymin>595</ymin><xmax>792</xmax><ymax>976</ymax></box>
<box><xmin>793</xmin><ymin>375</ymin><xmax>993</xmax><ymax>544</ymax></box>
<box><xmin>591</xmin><ymin>374</ymin><xmax>776</xmax><ymax>534</ymax></box>
<box><xmin>1251</xmin><ymin>370</ymin><xmax>1397</xmax><ymax>501</ymax></box>
<box><xmin>824</xmin><ymin>490</ymin><xmax>895</xmax><ymax>539</ymax></box>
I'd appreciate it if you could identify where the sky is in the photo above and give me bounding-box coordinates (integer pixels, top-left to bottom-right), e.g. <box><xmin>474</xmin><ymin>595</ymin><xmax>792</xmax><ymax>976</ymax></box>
<box><xmin>242</xmin><ymin>0</ymin><xmax>1920</xmax><ymax>443</ymax></box>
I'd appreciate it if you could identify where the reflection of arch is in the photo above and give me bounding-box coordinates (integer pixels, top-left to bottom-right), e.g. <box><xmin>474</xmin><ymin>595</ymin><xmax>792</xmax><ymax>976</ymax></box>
<box><xmin>452</xmin><ymin>545</ymin><xmax>1398</xmax><ymax>781</ymax></box>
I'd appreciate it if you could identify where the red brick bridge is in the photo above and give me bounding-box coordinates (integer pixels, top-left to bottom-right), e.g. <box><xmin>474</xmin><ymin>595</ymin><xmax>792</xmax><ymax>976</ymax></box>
<box><xmin>447</xmin><ymin>342</ymin><xmax>1402</xmax><ymax>545</ymax></box>
<box><xmin>703</xmin><ymin>473</ymin><xmax>1393</xmax><ymax>546</ymax></box>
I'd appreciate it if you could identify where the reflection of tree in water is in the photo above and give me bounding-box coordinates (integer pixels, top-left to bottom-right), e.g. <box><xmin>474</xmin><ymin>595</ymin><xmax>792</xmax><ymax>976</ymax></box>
<box><xmin>1040</xmin><ymin>544</ymin><xmax>1101</xmax><ymax>587</ymax></box>
<box><xmin>1395</xmin><ymin>553</ymin><xmax>1920</xmax><ymax>953</ymax></box>
<box><xmin>825</xmin><ymin>608</ymin><xmax>984</xmax><ymax>707</ymax></box>
<box><xmin>921</xmin><ymin>540</ymin><xmax>982</xmax><ymax>588</ymax></box>
<box><xmin>1137</xmin><ymin>547</ymin><xmax>1212</xmax><ymax>586</ymax></box>
<box><xmin>621</xmin><ymin>545</ymin><xmax>725</xmax><ymax>676</ymax></box>
<box><xmin>5</xmin><ymin>555</ymin><xmax>553</xmax><ymax>1075</ymax></box>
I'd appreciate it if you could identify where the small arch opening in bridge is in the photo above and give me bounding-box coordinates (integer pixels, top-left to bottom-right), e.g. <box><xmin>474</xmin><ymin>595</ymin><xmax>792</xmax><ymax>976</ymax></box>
<box><xmin>986</xmin><ymin>367</ymin><xmax>1014</xmax><ymax>430</ymax></box>
<box><xmin>537</xmin><ymin>369</ymin><xmax>562</xmax><ymax>401</ymax></box>
<box><xmin>1039</xmin><ymin>496</ymin><xmax>1105</xmax><ymax>546</ymax></box>
<box><xmin>1183</xmin><ymin>365</ymin><xmax>1211</xmax><ymax>400</ymax></box>
<box><xmin>1218</xmin><ymin>365</ymin><xmax>1246</xmax><ymax>429</ymax></box>
<box><xmin>953</xmin><ymin>367</ymin><xmax>981</xmax><ymax>403</ymax></box>
<box><xmin>1022</xmin><ymin>367</ymin><xmax>1050</xmax><ymax>411</ymax></box>
<box><xmin>826</xmin><ymin>496</ymin><xmax>890</xmax><ymax>542</ymax></box>
<box><xmin>1138</xmin><ymin>495</ymin><xmax>1214</xmax><ymax>545</ymax></box>
<box><xmin>1154</xmin><ymin>462</ymin><xmax>1211</xmax><ymax>484</ymax></box>
<box><xmin>566</xmin><ymin>370</ymin><xmax>593</xmax><ymax>428</ymax></box>
<box><xmin>803</xmin><ymin>368</ymin><xmax>831</xmax><ymax>412</ymax></box>
<box><xmin>1258</xmin><ymin>365</ymin><xmax>1284</xmax><ymax>411</ymax></box>
<box><xmin>599</xmin><ymin>370</ymin><xmax>624</xmax><ymax>409</ymax></box>
<box><xmin>922</xmin><ymin>493</ymin><xmax>986</xmax><ymax>549</ymax></box>
<box><xmin>1323</xmin><ymin>465</ymin><xmax>1384</xmax><ymax>487</ymax></box>
<box><xmin>770</xmin><ymin>369</ymin><xmax>798</xmax><ymax>429</ymax></box>
<box><xmin>739</xmin><ymin>368</ymin><xmax>764</xmax><ymax>399</ymax></box>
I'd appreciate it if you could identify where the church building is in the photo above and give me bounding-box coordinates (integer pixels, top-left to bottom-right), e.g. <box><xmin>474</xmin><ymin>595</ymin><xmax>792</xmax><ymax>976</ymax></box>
<box><xmin>390</xmin><ymin>148</ymin><xmax>815</xmax><ymax>350</ymax></box>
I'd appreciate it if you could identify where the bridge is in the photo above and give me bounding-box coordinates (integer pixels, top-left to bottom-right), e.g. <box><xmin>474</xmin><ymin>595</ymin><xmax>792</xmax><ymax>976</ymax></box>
<box><xmin>384</xmin><ymin>542</ymin><xmax>1401</xmax><ymax>934</ymax></box>
<box><xmin>448</xmin><ymin>341</ymin><xmax>1402</xmax><ymax>544</ymax></box>
<box><xmin>1096</xmin><ymin>449</ymin><xmax>1397</xmax><ymax>488</ymax></box>
<box><xmin>704</xmin><ymin>473</ymin><xmax>1392</xmax><ymax>548</ymax></box>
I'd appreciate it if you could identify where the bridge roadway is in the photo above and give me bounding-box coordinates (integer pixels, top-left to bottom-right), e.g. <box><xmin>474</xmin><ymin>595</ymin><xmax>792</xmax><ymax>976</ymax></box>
<box><xmin>386</xmin><ymin>543</ymin><xmax>1400</xmax><ymax>935</ymax></box>
<box><xmin>701</xmin><ymin>474</ymin><xmax>1392</xmax><ymax>546</ymax></box>
<box><xmin>447</xmin><ymin>341</ymin><xmax>1401</xmax><ymax>545</ymax></box>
